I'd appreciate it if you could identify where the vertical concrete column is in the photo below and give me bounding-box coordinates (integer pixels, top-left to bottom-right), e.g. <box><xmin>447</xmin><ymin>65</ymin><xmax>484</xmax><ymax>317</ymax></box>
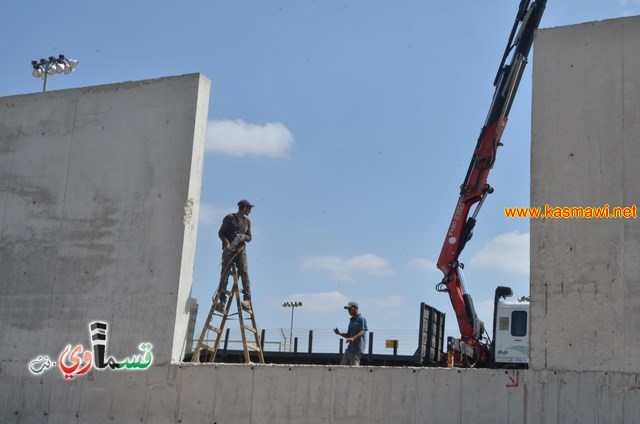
<box><xmin>531</xmin><ymin>17</ymin><xmax>640</xmax><ymax>372</ymax></box>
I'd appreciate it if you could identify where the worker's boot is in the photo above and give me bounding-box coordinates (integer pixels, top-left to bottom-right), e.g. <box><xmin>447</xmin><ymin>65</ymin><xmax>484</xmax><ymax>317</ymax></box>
<box><xmin>215</xmin><ymin>297</ymin><xmax>226</xmax><ymax>313</ymax></box>
<box><xmin>241</xmin><ymin>298</ymin><xmax>252</xmax><ymax>311</ymax></box>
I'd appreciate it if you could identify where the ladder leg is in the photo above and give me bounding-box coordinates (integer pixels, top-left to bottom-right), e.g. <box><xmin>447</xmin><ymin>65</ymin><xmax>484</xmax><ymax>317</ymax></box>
<box><xmin>191</xmin><ymin>299</ymin><xmax>216</xmax><ymax>363</ymax></box>
<box><xmin>236</xmin><ymin>279</ymin><xmax>265</xmax><ymax>364</ymax></box>
<box><xmin>208</xmin><ymin>291</ymin><xmax>233</xmax><ymax>362</ymax></box>
<box><xmin>191</xmin><ymin>263</ymin><xmax>235</xmax><ymax>363</ymax></box>
<box><xmin>192</xmin><ymin>258</ymin><xmax>265</xmax><ymax>365</ymax></box>
<box><xmin>234</xmin><ymin>270</ymin><xmax>252</xmax><ymax>363</ymax></box>
<box><xmin>248</xmin><ymin>304</ymin><xmax>265</xmax><ymax>364</ymax></box>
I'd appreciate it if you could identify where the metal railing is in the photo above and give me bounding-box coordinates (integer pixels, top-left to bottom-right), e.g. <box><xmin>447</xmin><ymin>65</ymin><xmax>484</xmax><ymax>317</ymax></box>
<box><xmin>191</xmin><ymin>328</ymin><xmax>431</xmax><ymax>357</ymax></box>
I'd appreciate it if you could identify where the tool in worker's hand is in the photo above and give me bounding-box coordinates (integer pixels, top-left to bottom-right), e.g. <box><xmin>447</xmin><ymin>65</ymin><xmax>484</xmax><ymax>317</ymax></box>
<box><xmin>226</xmin><ymin>235</ymin><xmax>243</xmax><ymax>251</ymax></box>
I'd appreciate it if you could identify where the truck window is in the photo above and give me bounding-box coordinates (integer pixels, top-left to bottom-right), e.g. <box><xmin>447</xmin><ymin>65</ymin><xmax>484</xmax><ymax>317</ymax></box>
<box><xmin>499</xmin><ymin>317</ymin><xmax>509</xmax><ymax>331</ymax></box>
<box><xmin>511</xmin><ymin>311</ymin><xmax>527</xmax><ymax>337</ymax></box>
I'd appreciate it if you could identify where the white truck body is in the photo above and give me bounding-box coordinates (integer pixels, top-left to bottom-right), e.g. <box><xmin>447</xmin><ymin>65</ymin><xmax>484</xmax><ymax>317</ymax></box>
<box><xmin>494</xmin><ymin>300</ymin><xmax>529</xmax><ymax>364</ymax></box>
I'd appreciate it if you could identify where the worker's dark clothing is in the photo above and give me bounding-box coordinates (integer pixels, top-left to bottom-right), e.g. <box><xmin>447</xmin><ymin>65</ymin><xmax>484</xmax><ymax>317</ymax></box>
<box><xmin>217</xmin><ymin>212</ymin><xmax>252</xmax><ymax>300</ymax></box>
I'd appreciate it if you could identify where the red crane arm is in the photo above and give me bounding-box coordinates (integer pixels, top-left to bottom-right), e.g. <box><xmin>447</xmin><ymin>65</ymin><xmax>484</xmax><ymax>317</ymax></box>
<box><xmin>435</xmin><ymin>0</ymin><xmax>547</xmax><ymax>346</ymax></box>
<box><xmin>437</xmin><ymin>120</ymin><xmax>505</xmax><ymax>341</ymax></box>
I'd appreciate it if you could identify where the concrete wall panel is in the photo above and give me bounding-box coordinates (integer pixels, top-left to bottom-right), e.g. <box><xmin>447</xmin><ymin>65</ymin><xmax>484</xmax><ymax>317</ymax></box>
<box><xmin>525</xmin><ymin>370</ymin><xmax>640</xmax><ymax>424</ymax></box>
<box><xmin>212</xmin><ymin>365</ymin><xmax>254</xmax><ymax>423</ymax></box>
<box><xmin>621</xmin><ymin>19</ymin><xmax>640</xmax><ymax>369</ymax></box>
<box><xmin>176</xmin><ymin>365</ymin><xmax>218</xmax><ymax>422</ymax></box>
<box><xmin>531</xmin><ymin>16</ymin><xmax>640</xmax><ymax>372</ymax></box>
<box><xmin>251</xmin><ymin>365</ymin><xmax>332</xmax><ymax>423</ymax></box>
<box><xmin>415</xmin><ymin>369</ymin><xmax>459</xmax><ymax>423</ymax></box>
<box><xmin>368</xmin><ymin>367</ymin><xmax>417</xmax><ymax>423</ymax></box>
<box><xmin>4</xmin><ymin>363</ymin><xmax>640</xmax><ymax>423</ymax></box>
<box><xmin>414</xmin><ymin>368</ymin><xmax>525</xmax><ymax>423</ymax></box>
<box><xmin>0</xmin><ymin>74</ymin><xmax>209</xmax><ymax>366</ymax></box>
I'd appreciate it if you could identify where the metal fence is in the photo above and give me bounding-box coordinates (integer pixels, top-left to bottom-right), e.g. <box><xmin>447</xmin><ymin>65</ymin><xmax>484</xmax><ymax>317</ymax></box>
<box><xmin>193</xmin><ymin>328</ymin><xmax>425</xmax><ymax>357</ymax></box>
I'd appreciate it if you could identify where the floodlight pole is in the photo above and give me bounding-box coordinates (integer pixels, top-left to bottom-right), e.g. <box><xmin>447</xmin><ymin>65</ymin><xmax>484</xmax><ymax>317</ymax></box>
<box><xmin>281</xmin><ymin>301</ymin><xmax>303</xmax><ymax>352</ymax></box>
<box><xmin>42</xmin><ymin>62</ymin><xmax>52</xmax><ymax>92</ymax></box>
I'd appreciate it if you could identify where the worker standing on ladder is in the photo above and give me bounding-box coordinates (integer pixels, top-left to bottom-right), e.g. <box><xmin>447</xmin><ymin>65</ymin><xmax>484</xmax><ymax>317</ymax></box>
<box><xmin>216</xmin><ymin>199</ymin><xmax>254</xmax><ymax>312</ymax></box>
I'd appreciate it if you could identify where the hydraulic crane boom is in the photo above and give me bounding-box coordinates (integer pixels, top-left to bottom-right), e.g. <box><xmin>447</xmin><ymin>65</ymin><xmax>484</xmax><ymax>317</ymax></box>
<box><xmin>436</xmin><ymin>0</ymin><xmax>546</xmax><ymax>362</ymax></box>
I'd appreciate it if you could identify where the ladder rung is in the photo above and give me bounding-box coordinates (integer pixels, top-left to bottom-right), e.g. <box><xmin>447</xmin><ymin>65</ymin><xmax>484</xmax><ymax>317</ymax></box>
<box><xmin>206</xmin><ymin>325</ymin><xmax>222</xmax><ymax>334</ymax></box>
<box><xmin>246</xmin><ymin>343</ymin><xmax>261</xmax><ymax>352</ymax></box>
<box><xmin>200</xmin><ymin>344</ymin><xmax>217</xmax><ymax>353</ymax></box>
<box><xmin>243</xmin><ymin>324</ymin><xmax>258</xmax><ymax>334</ymax></box>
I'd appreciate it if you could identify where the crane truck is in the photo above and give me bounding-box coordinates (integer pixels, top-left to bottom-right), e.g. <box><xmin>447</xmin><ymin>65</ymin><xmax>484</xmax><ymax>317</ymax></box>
<box><xmin>436</xmin><ymin>0</ymin><xmax>546</xmax><ymax>368</ymax></box>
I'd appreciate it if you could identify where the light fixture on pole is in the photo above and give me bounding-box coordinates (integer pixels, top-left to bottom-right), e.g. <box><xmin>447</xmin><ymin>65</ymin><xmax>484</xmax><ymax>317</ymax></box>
<box><xmin>30</xmin><ymin>54</ymin><xmax>79</xmax><ymax>92</ymax></box>
<box><xmin>281</xmin><ymin>301</ymin><xmax>303</xmax><ymax>352</ymax></box>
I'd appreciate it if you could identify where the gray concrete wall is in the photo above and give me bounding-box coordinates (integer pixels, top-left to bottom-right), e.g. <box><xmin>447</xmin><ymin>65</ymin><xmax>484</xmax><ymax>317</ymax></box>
<box><xmin>2</xmin><ymin>362</ymin><xmax>640</xmax><ymax>423</ymax></box>
<box><xmin>0</xmin><ymin>363</ymin><xmax>526</xmax><ymax>423</ymax></box>
<box><xmin>525</xmin><ymin>370</ymin><xmax>640</xmax><ymax>424</ymax></box>
<box><xmin>0</xmin><ymin>74</ymin><xmax>210</xmax><ymax>366</ymax></box>
<box><xmin>531</xmin><ymin>16</ymin><xmax>640</xmax><ymax>373</ymax></box>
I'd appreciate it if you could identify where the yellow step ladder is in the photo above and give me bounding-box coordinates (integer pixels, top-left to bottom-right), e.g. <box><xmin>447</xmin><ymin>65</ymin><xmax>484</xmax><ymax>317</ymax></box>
<box><xmin>191</xmin><ymin>264</ymin><xmax>265</xmax><ymax>364</ymax></box>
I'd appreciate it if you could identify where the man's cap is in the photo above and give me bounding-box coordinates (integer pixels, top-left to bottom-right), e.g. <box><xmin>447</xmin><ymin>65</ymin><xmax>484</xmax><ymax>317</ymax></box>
<box><xmin>344</xmin><ymin>301</ymin><xmax>358</xmax><ymax>309</ymax></box>
<box><xmin>238</xmin><ymin>199</ymin><xmax>255</xmax><ymax>208</ymax></box>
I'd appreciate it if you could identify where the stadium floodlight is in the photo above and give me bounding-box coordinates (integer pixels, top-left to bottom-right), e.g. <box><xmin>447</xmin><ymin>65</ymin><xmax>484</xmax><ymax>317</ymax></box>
<box><xmin>31</xmin><ymin>61</ymin><xmax>41</xmax><ymax>78</ymax></box>
<box><xmin>281</xmin><ymin>301</ymin><xmax>303</xmax><ymax>352</ymax></box>
<box><xmin>30</xmin><ymin>54</ymin><xmax>79</xmax><ymax>92</ymax></box>
<box><xmin>64</xmin><ymin>59</ymin><xmax>78</xmax><ymax>74</ymax></box>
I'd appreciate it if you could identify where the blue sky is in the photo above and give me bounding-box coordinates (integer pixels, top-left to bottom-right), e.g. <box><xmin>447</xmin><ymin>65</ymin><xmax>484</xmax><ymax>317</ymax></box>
<box><xmin>4</xmin><ymin>1</ymin><xmax>640</xmax><ymax>354</ymax></box>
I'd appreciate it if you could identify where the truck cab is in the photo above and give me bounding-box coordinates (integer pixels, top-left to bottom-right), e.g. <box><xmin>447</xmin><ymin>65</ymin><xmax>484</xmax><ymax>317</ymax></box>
<box><xmin>493</xmin><ymin>298</ymin><xmax>529</xmax><ymax>366</ymax></box>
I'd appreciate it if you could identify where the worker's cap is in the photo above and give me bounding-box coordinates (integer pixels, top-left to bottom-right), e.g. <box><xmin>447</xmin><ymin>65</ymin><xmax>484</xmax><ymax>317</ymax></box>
<box><xmin>237</xmin><ymin>199</ymin><xmax>255</xmax><ymax>208</ymax></box>
<box><xmin>344</xmin><ymin>301</ymin><xmax>358</xmax><ymax>309</ymax></box>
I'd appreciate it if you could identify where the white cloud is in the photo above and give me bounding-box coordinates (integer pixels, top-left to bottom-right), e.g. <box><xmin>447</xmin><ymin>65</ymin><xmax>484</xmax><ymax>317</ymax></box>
<box><xmin>470</xmin><ymin>231</ymin><xmax>529</xmax><ymax>274</ymax></box>
<box><xmin>283</xmin><ymin>291</ymin><xmax>348</xmax><ymax>313</ymax></box>
<box><xmin>206</xmin><ymin>119</ymin><xmax>294</xmax><ymax>158</ymax></box>
<box><xmin>198</xmin><ymin>202</ymin><xmax>230</xmax><ymax>226</ymax></box>
<box><xmin>408</xmin><ymin>258</ymin><xmax>439</xmax><ymax>272</ymax></box>
<box><xmin>300</xmin><ymin>254</ymin><xmax>393</xmax><ymax>281</ymax></box>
